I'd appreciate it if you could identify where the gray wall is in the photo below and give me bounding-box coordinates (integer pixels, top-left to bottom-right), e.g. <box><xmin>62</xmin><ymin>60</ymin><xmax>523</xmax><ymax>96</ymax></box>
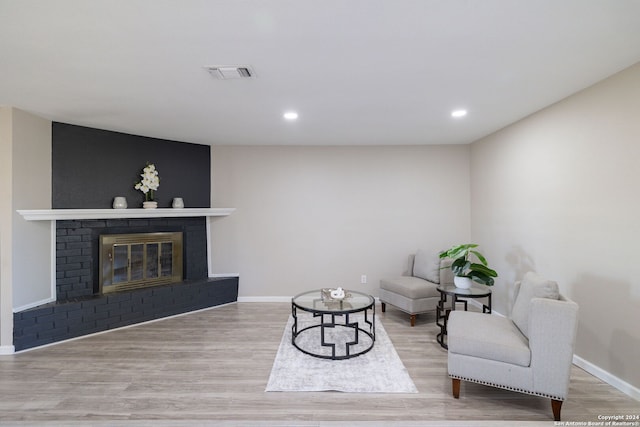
<box><xmin>470</xmin><ymin>62</ymin><xmax>640</xmax><ymax>390</ymax></box>
<box><xmin>0</xmin><ymin>108</ymin><xmax>52</xmax><ymax>342</ymax></box>
<box><xmin>210</xmin><ymin>145</ymin><xmax>471</xmax><ymax>298</ymax></box>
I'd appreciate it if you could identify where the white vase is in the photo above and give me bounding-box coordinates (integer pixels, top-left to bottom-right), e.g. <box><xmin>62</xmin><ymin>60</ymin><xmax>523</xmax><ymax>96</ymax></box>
<box><xmin>112</xmin><ymin>196</ymin><xmax>127</xmax><ymax>209</ymax></box>
<box><xmin>454</xmin><ymin>276</ymin><xmax>473</xmax><ymax>289</ymax></box>
<box><xmin>143</xmin><ymin>201</ymin><xmax>158</xmax><ymax>209</ymax></box>
<box><xmin>172</xmin><ymin>197</ymin><xmax>184</xmax><ymax>208</ymax></box>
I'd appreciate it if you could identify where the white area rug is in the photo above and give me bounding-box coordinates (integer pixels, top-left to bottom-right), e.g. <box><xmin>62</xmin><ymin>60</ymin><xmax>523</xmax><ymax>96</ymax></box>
<box><xmin>265</xmin><ymin>314</ymin><xmax>418</xmax><ymax>393</ymax></box>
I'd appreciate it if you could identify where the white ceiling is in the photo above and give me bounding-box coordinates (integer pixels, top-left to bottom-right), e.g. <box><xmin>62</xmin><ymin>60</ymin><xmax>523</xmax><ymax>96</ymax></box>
<box><xmin>1</xmin><ymin>0</ymin><xmax>640</xmax><ymax>146</ymax></box>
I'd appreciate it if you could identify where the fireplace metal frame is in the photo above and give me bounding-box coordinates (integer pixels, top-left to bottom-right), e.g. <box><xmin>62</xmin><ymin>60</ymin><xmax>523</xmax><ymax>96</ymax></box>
<box><xmin>99</xmin><ymin>232</ymin><xmax>183</xmax><ymax>294</ymax></box>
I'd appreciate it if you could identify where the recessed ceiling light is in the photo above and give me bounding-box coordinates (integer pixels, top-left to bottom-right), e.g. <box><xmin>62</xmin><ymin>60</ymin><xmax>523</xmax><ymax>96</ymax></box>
<box><xmin>451</xmin><ymin>109</ymin><xmax>468</xmax><ymax>118</ymax></box>
<box><xmin>283</xmin><ymin>111</ymin><xmax>298</xmax><ymax>120</ymax></box>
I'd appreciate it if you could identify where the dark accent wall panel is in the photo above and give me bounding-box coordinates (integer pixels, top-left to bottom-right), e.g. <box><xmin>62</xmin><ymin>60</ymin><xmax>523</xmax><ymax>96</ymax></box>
<box><xmin>52</xmin><ymin>123</ymin><xmax>211</xmax><ymax>208</ymax></box>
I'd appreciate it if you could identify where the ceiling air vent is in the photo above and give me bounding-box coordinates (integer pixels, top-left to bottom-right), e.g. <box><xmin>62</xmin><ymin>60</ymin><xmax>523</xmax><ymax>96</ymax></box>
<box><xmin>205</xmin><ymin>66</ymin><xmax>255</xmax><ymax>79</ymax></box>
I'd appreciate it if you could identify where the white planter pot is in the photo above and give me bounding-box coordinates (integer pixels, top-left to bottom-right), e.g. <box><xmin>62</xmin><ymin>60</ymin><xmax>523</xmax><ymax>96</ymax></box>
<box><xmin>454</xmin><ymin>276</ymin><xmax>473</xmax><ymax>289</ymax></box>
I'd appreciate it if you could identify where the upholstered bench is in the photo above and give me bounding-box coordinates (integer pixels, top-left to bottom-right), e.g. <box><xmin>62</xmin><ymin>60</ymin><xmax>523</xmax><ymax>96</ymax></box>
<box><xmin>380</xmin><ymin>250</ymin><xmax>453</xmax><ymax>326</ymax></box>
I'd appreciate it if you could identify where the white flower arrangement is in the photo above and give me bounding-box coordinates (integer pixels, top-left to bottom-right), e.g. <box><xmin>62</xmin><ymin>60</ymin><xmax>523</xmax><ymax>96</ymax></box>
<box><xmin>134</xmin><ymin>163</ymin><xmax>160</xmax><ymax>201</ymax></box>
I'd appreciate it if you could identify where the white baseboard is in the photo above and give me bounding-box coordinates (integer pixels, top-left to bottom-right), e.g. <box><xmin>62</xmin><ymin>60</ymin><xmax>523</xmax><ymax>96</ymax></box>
<box><xmin>0</xmin><ymin>345</ymin><xmax>15</xmax><ymax>355</ymax></box>
<box><xmin>209</xmin><ymin>273</ymin><xmax>240</xmax><ymax>278</ymax></box>
<box><xmin>238</xmin><ymin>296</ymin><xmax>291</xmax><ymax>303</ymax></box>
<box><xmin>573</xmin><ymin>354</ymin><xmax>640</xmax><ymax>401</ymax></box>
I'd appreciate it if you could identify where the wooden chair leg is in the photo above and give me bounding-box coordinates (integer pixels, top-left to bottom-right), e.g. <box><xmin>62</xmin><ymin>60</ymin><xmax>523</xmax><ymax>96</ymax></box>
<box><xmin>381</xmin><ymin>302</ymin><xmax>386</xmax><ymax>312</ymax></box>
<box><xmin>551</xmin><ymin>399</ymin><xmax>563</xmax><ymax>421</ymax></box>
<box><xmin>452</xmin><ymin>378</ymin><xmax>460</xmax><ymax>398</ymax></box>
<box><xmin>410</xmin><ymin>314</ymin><xmax>416</xmax><ymax>327</ymax></box>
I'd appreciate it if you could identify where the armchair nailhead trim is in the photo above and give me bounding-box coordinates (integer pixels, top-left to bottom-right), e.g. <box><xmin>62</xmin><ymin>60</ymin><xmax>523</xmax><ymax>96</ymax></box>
<box><xmin>449</xmin><ymin>375</ymin><xmax>565</xmax><ymax>401</ymax></box>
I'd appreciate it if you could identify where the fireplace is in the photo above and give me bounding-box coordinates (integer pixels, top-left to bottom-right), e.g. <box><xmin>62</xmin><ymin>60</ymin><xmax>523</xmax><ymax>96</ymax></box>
<box><xmin>15</xmin><ymin>206</ymin><xmax>238</xmax><ymax>352</ymax></box>
<box><xmin>99</xmin><ymin>232</ymin><xmax>183</xmax><ymax>294</ymax></box>
<box><xmin>55</xmin><ymin>217</ymin><xmax>209</xmax><ymax>301</ymax></box>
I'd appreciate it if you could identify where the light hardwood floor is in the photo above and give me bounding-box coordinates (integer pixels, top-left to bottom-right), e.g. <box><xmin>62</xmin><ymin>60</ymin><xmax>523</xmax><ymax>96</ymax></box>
<box><xmin>0</xmin><ymin>302</ymin><xmax>637</xmax><ymax>426</ymax></box>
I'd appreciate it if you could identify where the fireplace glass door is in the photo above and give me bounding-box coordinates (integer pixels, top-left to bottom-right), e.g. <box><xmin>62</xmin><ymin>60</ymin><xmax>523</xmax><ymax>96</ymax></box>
<box><xmin>100</xmin><ymin>232</ymin><xmax>183</xmax><ymax>293</ymax></box>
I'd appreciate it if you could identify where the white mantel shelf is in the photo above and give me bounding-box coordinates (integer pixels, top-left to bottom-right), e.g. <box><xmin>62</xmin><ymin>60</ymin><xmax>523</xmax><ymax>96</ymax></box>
<box><xmin>17</xmin><ymin>208</ymin><xmax>235</xmax><ymax>221</ymax></box>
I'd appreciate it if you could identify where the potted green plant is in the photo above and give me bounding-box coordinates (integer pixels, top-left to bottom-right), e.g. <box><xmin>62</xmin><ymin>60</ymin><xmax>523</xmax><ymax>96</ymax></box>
<box><xmin>439</xmin><ymin>243</ymin><xmax>498</xmax><ymax>288</ymax></box>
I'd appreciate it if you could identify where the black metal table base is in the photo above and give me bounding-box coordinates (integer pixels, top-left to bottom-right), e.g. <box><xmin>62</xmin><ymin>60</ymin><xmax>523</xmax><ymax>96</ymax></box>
<box><xmin>436</xmin><ymin>287</ymin><xmax>492</xmax><ymax>349</ymax></box>
<box><xmin>291</xmin><ymin>306</ymin><xmax>375</xmax><ymax>360</ymax></box>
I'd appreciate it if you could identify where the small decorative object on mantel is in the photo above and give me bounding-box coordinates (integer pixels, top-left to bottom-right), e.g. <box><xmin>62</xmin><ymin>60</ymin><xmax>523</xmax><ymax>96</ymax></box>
<box><xmin>172</xmin><ymin>197</ymin><xmax>184</xmax><ymax>208</ymax></box>
<box><xmin>134</xmin><ymin>162</ymin><xmax>160</xmax><ymax>209</ymax></box>
<box><xmin>112</xmin><ymin>196</ymin><xmax>127</xmax><ymax>209</ymax></box>
<box><xmin>439</xmin><ymin>243</ymin><xmax>498</xmax><ymax>289</ymax></box>
<box><xmin>321</xmin><ymin>287</ymin><xmax>352</xmax><ymax>302</ymax></box>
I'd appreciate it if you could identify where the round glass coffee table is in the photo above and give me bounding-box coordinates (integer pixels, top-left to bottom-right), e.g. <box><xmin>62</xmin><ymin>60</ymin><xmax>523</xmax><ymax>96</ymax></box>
<box><xmin>291</xmin><ymin>289</ymin><xmax>375</xmax><ymax>360</ymax></box>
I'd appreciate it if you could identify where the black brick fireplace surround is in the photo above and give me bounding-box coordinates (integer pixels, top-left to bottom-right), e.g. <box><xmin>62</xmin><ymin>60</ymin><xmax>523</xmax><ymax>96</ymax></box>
<box><xmin>56</xmin><ymin>217</ymin><xmax>209</xmax><ymax>300</ymax></box>
<box><xmin>13</xmin><ymin>217</ymin><xmax>238</xmax><ymax>351</ymax></box>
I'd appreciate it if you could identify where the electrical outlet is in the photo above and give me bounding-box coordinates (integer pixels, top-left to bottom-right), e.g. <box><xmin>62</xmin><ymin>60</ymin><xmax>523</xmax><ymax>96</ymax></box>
<box><xmin>361</xmin><ymin>275</ymin><xmax>367</xmax><ymax>284</ymax></box>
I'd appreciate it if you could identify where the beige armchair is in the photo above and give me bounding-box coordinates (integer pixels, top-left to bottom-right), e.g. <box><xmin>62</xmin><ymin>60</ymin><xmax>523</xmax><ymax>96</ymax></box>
<box><xmin>447</xmin><ymin>272</ymin><xmax>579</xmax><ymax>421</ymax></box>
<box><xmin>380</xmin><ymin>250</ymin><xmax>453</xmax><ymax>326</ymax></box>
